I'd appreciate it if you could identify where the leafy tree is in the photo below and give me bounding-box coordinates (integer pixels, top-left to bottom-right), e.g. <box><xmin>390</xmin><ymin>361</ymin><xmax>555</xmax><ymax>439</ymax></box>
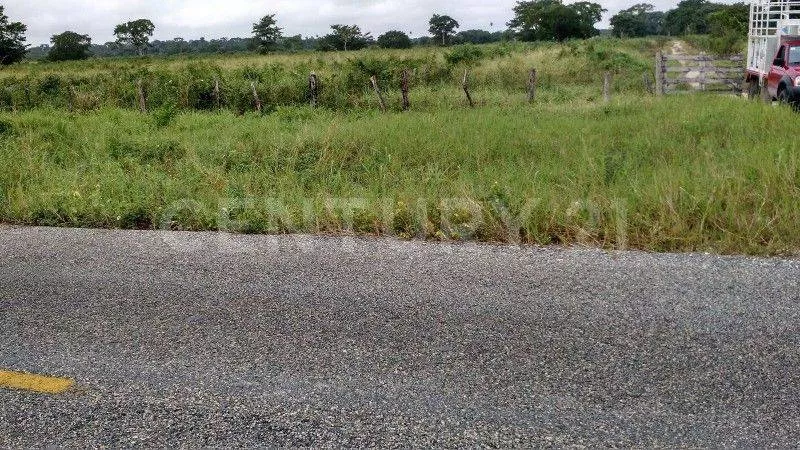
<box><xmin>707</xmin><ymin>3</ymin><xmax>749</xmax><ymax>54</ymax></box>
<box><xmin>429</xmin><ymin>14</ymin><xmax>460</xmax><ymax>46</ymax></box>
<box><xmin>252</xmin><ymin>14</ymin><xmax>282</xmax><ymax>53</ymax></box>
<box><xmin>321</xmin><ymin>25</ymin><xmax>372</xmax><ymax>51</ymax></box>
<box><xmin>377</xmin><ymin>30</ymin><xmax>412</xmax><ymax>49</ymax></box>
<box><xmin>415</xmin><ymin>36</ymin><xmax>434</xmax><ymax>46</ymax></box>
<box><xmin>509</xmin><ymin>0</ymin><xmax>604</xmax><ymax>41</ymax></box>
<box><xmin>114</xmin><ymin>19</ymin><xmax>155</xmax><ymax>56</ymax></box>
<box><xmin>664</xmin><ymin>0</ymin><xmax>722</xmax><ymax>35</ymax></box>
<box><xmin>282</xmin><ymin>34</ymin><xmax>304</xmax><ymax>52</ymax></box>
<box><xmin>456</xmin><ymin>29</ymin><xmax>494</xmax><ymax>44</ymax></box>
<box><xmin>610</xmin><ymin>3</ymin><xmax>664</xmax><ymax>37</ymax></box>
<box><xmin>645</xmin><ymin>11</ymin><xmax>666</xmax><ymax>36</ymax></box>
<box><xmin>47</xmin><ymin>31</ymin><xmax>91</xmax><ymax>61</ymax></box>
<box><xmin>571</xmin><ymin>1</ymin><xmax>606</xmax><ymax>37</ymax></box>
<box><xmin>0</xmin><ymin>6</ymin><xmax>27</xmax><ymax>65</ymax></box>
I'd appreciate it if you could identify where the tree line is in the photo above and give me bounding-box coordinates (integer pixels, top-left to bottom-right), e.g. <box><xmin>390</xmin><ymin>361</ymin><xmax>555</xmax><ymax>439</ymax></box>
<box><xmin>610</xmin><ymin>0</ymin><xmax>749</xmax><ymax>53</ymax></box>
<box><xmin>0</xmin><ymin>0</ymin><xmax>751</xmax><ymax>65</ymax></box>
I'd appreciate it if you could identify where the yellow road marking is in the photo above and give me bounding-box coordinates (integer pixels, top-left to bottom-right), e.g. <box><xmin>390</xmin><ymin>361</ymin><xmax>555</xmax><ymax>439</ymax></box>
<box><xmin>0</xmin><ymin>370</ymin><xmax>74</xmax><ymax>394</ymax></box>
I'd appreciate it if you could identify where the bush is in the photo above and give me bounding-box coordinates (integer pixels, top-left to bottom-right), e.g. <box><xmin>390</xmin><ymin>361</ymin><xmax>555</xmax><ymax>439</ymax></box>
<box><xmin>151</xmin><ymin>104</ymin><xmax>179</xmax><ymax>128</ymax></box>
<box><xmin>445</xmin><ymin>44</ymin><xmax>485</xmax><ymax>66</ymax></box>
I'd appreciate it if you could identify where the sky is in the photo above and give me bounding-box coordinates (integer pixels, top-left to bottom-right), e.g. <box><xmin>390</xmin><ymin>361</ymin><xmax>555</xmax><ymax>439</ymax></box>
<box><xmin>8</xmin><ymin>0</ymin><xmax>706</xmax><ymax>47</ymax></box>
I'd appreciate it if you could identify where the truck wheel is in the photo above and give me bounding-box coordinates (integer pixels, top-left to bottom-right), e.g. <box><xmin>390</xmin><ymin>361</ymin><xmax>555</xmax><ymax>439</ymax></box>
<box><xmin>748</xmin><ymin>79</ymin><xmax>760</xmax><ymax>99</ymax></box>
<box><xmin>779</xmin><ymin>88</ymin><xmax>790</xmax><ymax>105</ymax></box>
<box><xmin>777</xmin><ymin>88</ymin><xmax>799</xmax><ymax>111</ymax></box>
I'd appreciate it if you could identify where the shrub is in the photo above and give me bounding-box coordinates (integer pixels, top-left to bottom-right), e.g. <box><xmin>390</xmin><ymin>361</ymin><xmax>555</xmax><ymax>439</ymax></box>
<box><xmin>445</xmin><ymin>44</ymin><xmax>485</xmax><ymax>66</ymax></box>
<box><xmin>151</xmin><ymin>104</ymin><xmax>179</xmax><ymax>128</ymax></box>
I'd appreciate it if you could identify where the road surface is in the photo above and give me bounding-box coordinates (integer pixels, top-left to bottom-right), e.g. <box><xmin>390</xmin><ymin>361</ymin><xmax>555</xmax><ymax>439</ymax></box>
<box><xmin>1</xmin><ymin>226</ymin><xmax>800</xmax><ymax>446</ymax></box>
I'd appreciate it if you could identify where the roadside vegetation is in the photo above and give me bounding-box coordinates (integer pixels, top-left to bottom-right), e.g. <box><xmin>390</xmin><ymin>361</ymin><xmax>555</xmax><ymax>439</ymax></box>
<box><xmin>0</xmin><ymin>1</ymin><xmax>790</xmax><ymax>257</ymax></box>
<box><xmin>1</xmin><ymin>94</ymin><xmax>799</xmax><ymax>256</ymax></box>
<box><xmin>0</xmin><ymin>39</ymin><xmax>657</xmax><ymax>112</ymax></box>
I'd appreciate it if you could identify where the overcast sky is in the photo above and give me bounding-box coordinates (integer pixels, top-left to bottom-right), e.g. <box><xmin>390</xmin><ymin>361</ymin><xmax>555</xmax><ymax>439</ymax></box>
<box><xmin>8</xmin><ymin>0</ymin><xmax>713</xmax><ymax>46</ymax></box>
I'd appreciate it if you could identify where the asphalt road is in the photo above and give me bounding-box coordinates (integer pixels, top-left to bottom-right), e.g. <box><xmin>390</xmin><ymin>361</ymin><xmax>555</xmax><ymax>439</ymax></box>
<box><xmin>1</xmin><ymin>225</ymin><xmax>800</xmax><ymax>447</ymax></box>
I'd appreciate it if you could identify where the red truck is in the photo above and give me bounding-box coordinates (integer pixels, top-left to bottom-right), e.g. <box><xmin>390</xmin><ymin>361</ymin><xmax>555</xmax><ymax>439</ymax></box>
<box><xmin>745</xmin><ymin>0</ymin><xmax>800</xmax><ymax>104</ymax></box>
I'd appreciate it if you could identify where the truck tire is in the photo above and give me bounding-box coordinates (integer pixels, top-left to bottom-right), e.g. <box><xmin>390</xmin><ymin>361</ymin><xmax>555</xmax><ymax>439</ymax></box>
<box><xmin>778</xmin><ymin>87</ymin><xmax>791</xmax><ymax>105</ymax></box>
<box><xmin>778</xmin><ymin>87</ymin><xmax>799</xmax><ymax>111</ymax></box>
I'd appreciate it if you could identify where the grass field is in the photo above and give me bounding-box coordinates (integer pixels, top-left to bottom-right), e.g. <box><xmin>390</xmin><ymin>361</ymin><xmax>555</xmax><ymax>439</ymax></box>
<box><xmin>1</xmin><ymin>37</ymin><xmax>796</xmax><ymax>256</ymax></box>
<box><xmin>1</xmin><ymin>91</ymin><xmax>798</xmax><ymax>256</ymax></box>
<box><xmin>0</xmin><ymin>38</ymin><xmax>658</xmax><ymax>112</ymax></box>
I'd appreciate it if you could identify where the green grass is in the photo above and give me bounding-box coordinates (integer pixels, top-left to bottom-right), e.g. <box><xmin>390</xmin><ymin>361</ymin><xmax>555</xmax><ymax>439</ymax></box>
<box><xmin>0</xmin><ymin>38</ymin><xmax>659</xmax><ymax>112</ymax></box>
<box><xmin>1</xmin><ymin>94</ymin><xmax>798</xmax><ymax>256</ymax></box>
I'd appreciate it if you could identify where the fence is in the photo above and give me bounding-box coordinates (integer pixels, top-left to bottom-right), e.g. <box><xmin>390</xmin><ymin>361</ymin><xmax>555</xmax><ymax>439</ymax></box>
<box><xmin>654</xmin><ymin>52</ymin><xmax>745</xmax><ymax>95</ymax></box>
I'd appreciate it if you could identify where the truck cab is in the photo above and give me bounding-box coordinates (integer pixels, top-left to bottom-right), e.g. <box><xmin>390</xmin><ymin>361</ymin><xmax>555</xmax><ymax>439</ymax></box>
<box><xmin>765</xmin><ymin>40</ymin><xmax>800</xmax><ymax>102</ymax></box>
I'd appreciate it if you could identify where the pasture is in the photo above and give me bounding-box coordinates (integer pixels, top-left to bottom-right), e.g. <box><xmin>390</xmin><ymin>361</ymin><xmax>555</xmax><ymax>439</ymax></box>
<box><xmin>1</xmin><ymin>38</ymin><xmax>797</xmax><ymax>256</ymax></box>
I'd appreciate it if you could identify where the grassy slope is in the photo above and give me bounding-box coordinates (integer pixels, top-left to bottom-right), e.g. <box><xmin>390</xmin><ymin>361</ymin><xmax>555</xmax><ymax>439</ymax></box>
<box><xmin>1</xmin><ymin>94</ymin><xmax>798</xmax><ymax>256</ymax></box>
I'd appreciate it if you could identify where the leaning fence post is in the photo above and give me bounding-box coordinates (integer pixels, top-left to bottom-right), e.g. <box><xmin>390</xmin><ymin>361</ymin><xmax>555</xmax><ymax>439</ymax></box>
<box><xmin>603</xmin><ymin>71</ymin><xmax>612</xmax><ymax>103</ymax></box>
<box><xmin>462</xmin><ymin>69</ymin><xmax>474</xmax><ymax>108</ymax></box>
<box><xmin>527</xmin><ymin>68</ymin><xmax>537</xmax><ymax>102</ymax></box>
<box><xmin>401</xmin><ymin>69</ymin><xmax>410</xmax><ymax>111</ymax></box>
<box><xmin>250</xmin><ymin>81</ymin><xmax>262</xmax><ymax>113</ymax></box>
<box><xmin>309</xmin><ymin>72</ymin><xmax>319</xmax><ymax>108</ymax></box>
<box><xmin>370</xmin><ymin>75</ymin><xmax>387</xmax><ymax>112</ymax></box>
<box><xmin>654</xmin><ymin>51</ymin><xmax>665</xmax><ymax>96</ymax></box>
<box><xmin>136</xmin><ymin>79</ymin><xmax>147</xmax><ymax>113</ymax></box>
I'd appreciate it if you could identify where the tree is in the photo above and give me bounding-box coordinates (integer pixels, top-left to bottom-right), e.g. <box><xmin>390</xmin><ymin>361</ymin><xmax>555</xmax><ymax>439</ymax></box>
<box><xmin>0</xmin><ymin>6</ymin><xmax>27</xmax><ymax>66</ymax></box>
<box><xmin>570</xmin><ymin>2</ymin><xmax>606</xmax><ymax>37</ymax></box>
<box><xmin>429</xmin><ymin>14</ymin><xmax>460</xmax><ymax>46</ymax></box>
<box><xmin>47</xmin><ymin>31</ymin><xmax>91</xmax><ymax>61</ymax></box>
<box><xmin>322</xmin><ymin>25</ymin><xmax>372</xmax><ymax>51</ymax></box>
<box><xmin>252</xmin><ymin>14</ymin><xmax>282</xmax><ymax>53</ymax></box>
<box><xmin>664</xmin><ymin>0</ymin><xmax>722</xmax><ymax>35</ymax></box>
<box><xmin>456</xmin><ymin>29</ymin><xmax>495</xmax><ymax>45</ymax></box>
<box><xmin>707</xmin><ymin>3</ymin><xmax>749</xmax><ymax>54</ymax></box>
<box><xmin>282</xmin><ymin>34</ymin><xmax>304</xmax><ymax>52</ymax></box>
<box><xmin>610</xmin><ymin>3</ymin><xmax>664</xmax><ymax>37</ymax></box>
<box><xmin>508</xmin><ymin>0</ymin><xmax>604</xmax><ymax>41</ymax></box>
<box><xmin>114</xmin><ymin>19</ymin><xmax>155</xmax><ymax>56</ymax></box>
<box><xmin>377</xmin><ymin>30</ymin><xmax>412</xmax><ymax>49</ymax></box>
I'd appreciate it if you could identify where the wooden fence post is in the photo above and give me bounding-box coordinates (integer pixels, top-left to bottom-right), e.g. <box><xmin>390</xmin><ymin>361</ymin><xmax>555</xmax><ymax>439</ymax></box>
<box><xmin>603</xmin><ymin>71</ymin><xmax>612</xmax><ymax>103</ymax></box>
<box><xmin>462</xmin><ymin>69</ymin><xmax>474</xmax><ymax>108</ymax></box>
<box><xmin>370</xmin><ymin>75</ymin><xmax>387</xmax><ymax>112</ymax></box>
<box><xmin>251</xmin><ymin>81</ymin><xmax>262</xmax><ymax>113</ymax></box>
<box><xmin>527</xmin><ymin>68</ymin><xmax>537</xmax><ymax>102</ymax></box>
<box><xmin>213</xmin><ymin>78</ymin><xmax>221</xmax><ymax>110</ymax></box>
<box><xmin>654</xmin><ymin>51</ymin><xmax>665</xmax><ymax>96</ymax></box>
<box><xmin>309</xmin><ymin>72</ymin><xmax>319</xmax><ymax>108</ymax></box>
<box><xmin>136</xmin><ymin>79</ymin><xmax>147</xmax><ymax>113</ymax></box>
<box><xmin>401</xmin><ymin>69</ymin><xmax>410</xmax><ymax>111</ymax></box>
<box><xmin>698</xmin><ymin>53</ymin><xmax>707</xmax><ymax>92</ymax></box>
<box><xmin>67</xmin><ymin>85</ymin><xmax>74</xmax><ymax>112</ymax></box>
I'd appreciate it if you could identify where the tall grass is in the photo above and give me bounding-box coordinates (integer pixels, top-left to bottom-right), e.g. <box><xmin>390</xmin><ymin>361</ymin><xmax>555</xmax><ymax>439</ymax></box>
<box><xmin>1</xmin><ymin>94</ymin><xmax>798</xmax><ymax>256</ymax></box>
<box><xmin>0</xmin><ymin>38</ymin><xmax>660</xmax><ymax>113</ymax></box>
